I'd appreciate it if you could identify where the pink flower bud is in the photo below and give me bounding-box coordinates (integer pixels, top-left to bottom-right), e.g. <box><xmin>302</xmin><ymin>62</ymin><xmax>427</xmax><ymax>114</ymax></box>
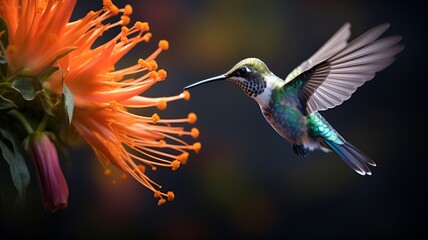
<box><xmin>27</xmin><ymin>133</ymin><xmax>68</xmax><ymax>212</ymax></box>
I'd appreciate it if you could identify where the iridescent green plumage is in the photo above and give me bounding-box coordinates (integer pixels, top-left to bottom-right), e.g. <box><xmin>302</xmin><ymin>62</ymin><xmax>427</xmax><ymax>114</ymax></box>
<box><xmin>307</xmin><ymin>112</ymin><xmax>344</xmax><ymax>144</ymax></box>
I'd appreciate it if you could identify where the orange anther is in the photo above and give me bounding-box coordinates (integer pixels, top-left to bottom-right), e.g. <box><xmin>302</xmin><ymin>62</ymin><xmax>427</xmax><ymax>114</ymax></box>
<box><xmin>167</xmin><ymin>191</ymin><xmax>175</xmax><ymax>201</ymax></box>
<box><xmin>121</xmin><ymin>26</ymin><xmax>130</xmax><ymax>34</ymax></box>
<box><xmin>157</xmin><ymin>69</ymin><xmax>167</xmax><ymax>80</ymax></box>
<box><xmin>134</xmin><ymin>21</ymin><xmax>149</xmax><ymax>32</ymax></box>
<box><xmin>177</xmin><ymin>152</ymin><xmax>189</xmax><ymax>164</ymax></box>
<box><xmin>103</xmin><ymin>0</ymin><xmax>113</xmax><ymax>8</ymax></box>
<box><xmin>138</xmin><ymin>59</ymin><xmax>150</xmax><ymax>69</ymax></box>
<box><xmin>181</xmin><ymin>90</ymin><xmax>190</xmax><ymax>101</ymax></box>
<box><xmin>137</xmin><ymin>164</ymin><xmax>146</xmax><ymax>173</ymax></box>
<box><xmin>159</xmin><ymin>139</ymin><xmax>166</xmax><ymax>146</ymax></box>
<box><xmin>188</xmin><ymin>113</ymin><xmax>197</xmax><ymax>124</ymax></box>
<box><xmin>158</xmin><ymin>40</ymin><xmax>169</xmax><ymax>50</ymax></box>
<box><xmin>193</xmin><ymin>142</ymin><xmax>202</xmax><ymax>153</ymax></box>
<box><xmin>149</xmin><ymin>60</ymin><xmax>158</xmax><ymax>71</ymax></box>
<box><xmin>124</xmin><ymin>4</ymin><xmax>133</xmax><ymax>15</ymax></box>
<box><xmin>152</xmin><ymin>113</ymin><xmax>160</xmax><ymax>124</ymax></box>
<box><xmin>121</xmin><ymin>15</ymin><xmax>130</xmax><ymax>26</ymax></box>
<box><xmin>157</xmin><ymin>99</ymin><xmax>167</xmax><ymax>110</ymax></box>
<box><xmin>150</xmin><ymin>71</ymin><xmax>158</xmax><ymax>79</ymax></box>
<box><xmin>157</xmin><ymin>198</ymin><xmax>166</xmax><ymax>205</ymax></box>
<box><xmin>171</xmin><ymin>160</ymin><xmax>180</xmax><ymax>171</ymax></box>
<box><xmin>142</xmin><ymin>32</ymin><xmax>152</xmax><ymax>42</ymax></box>
<box><xmin>110</xmin><ymin>5</ymin><xmax>119</xmax><ymax>15</ymax></box>
<box><xmin>191</xmin><ymin>128</ymin><xmax>200</xmax><ymax>139</ymax></box>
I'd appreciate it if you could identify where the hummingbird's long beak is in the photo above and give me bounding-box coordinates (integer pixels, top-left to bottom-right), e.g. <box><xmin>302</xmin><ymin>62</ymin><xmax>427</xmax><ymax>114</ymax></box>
<box><xmin>183</xmin><ymin>75</ymin><xmax>227</xmax><ymax>90</ymax></box>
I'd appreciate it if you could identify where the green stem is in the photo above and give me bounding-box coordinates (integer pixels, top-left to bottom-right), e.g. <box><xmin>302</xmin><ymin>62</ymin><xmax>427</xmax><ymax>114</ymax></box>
<box><xmin>0</xmin><ymin>40</ymin><xmax>6</xmax><ymax>57</ymax></box>
<box><xmin>8</xmin><ymin>109</ymin><xmax>33</xmax><ymax>134</ymax></box>
<box><xmin>36</xmin><ymin>113</ymin><xmax>49</xmax><ymax>132</ymax></box>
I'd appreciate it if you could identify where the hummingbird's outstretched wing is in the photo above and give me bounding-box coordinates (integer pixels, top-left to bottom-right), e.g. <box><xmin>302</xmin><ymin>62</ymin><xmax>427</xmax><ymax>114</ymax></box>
<box><xmin>284</xmin><ymin>22</ymin><xmax>351</xmax><ymax>84</ymax></box>
<box><xmin>284</xmin><ymin>23</ymin><xmax>403</xmax><ymax>115</ymax></box>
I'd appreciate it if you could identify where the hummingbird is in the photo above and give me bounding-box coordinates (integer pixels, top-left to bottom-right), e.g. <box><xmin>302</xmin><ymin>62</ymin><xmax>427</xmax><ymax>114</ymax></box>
<box><xmin>184</xmin><ymin>23</ymin><xmax>403</xmax><ymax>175</ymax></box>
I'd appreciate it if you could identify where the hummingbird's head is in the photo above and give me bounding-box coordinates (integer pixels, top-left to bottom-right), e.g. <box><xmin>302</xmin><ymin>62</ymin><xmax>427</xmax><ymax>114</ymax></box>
<box><xmin>184</xmin><ymin>58</ymin><xmax>272</xmax><ymax>98</ymax></box>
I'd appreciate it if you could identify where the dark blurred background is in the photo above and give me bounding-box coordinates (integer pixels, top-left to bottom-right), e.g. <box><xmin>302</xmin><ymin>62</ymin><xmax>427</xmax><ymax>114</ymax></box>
<box><xmin>1</xmin><ymin>0</ymin><xmax>427</xmax><ymax>239</ymax></box>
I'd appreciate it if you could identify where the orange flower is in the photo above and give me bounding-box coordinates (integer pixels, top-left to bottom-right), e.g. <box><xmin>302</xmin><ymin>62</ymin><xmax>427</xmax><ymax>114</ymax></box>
<box><xmin>1</xmin><ymin>0</ymin><xmax>79</xmax><ymax>76</ymax></box>
<box><xmin>2</xmin><ymin>0</ymin><xmax>200</xmax><ymax>205</ymax></box>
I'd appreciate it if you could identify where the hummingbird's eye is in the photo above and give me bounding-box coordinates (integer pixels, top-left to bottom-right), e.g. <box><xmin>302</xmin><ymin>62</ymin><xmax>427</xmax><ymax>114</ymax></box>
<box><xmin>236</xmin><ymin>67</ymin><xmax>251</xmax><ymax>76</ymax></box>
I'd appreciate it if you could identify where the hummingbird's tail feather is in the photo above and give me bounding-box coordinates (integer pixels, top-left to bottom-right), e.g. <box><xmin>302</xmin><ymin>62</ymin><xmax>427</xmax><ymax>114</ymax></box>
<box><xmin>323</xmin><ymin>139</ymin><xmax>376</xmax><ymax>175</ymax></box>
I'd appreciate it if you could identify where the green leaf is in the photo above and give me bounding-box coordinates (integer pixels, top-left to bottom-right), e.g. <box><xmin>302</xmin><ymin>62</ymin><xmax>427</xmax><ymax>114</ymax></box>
<box><xmin>0</xmin><ymin>17</ymin><xmax>9</xmax><ymax>48</ymax></box>
<box><xmin>38</xmin><ymin>66</ymin><xmax>59</xmax><ymax>83</ymax></box>
<box><xmin>59</xmin><ymin>66</ymin><xmax>74</xmax><ymax>125</ymax></box>
<box><xmin>0</xmin><ymin>95</ymin><xmax>17</xmax><ymax>110</ymax></box>
<box><xmin>39</xmin><ymin>90</ymin><xmax>58</xmax><ymax>117</ymax></box>
<box><xmin>12</xmin><ymin>77</ymin><xmax>43</xmax><ymax>101</ymax></box>
<box><xmin>62</xmin><ymin>82</ymin><xmax>74</xmax><ymax>125</ymax></box>
<box><xmin>0</xmin><ymin>128</ymin><xmax>30</xmax><ymax>206</ymax></box>
<box><xmin>0</xmin><ymin>56</ymin><xmax>6</xmax><ymax>64</ymax></box>
<box><xmin>0</xmin><ymin>17</ymin><xmax>9</xmax><ymax>80</ymax></box>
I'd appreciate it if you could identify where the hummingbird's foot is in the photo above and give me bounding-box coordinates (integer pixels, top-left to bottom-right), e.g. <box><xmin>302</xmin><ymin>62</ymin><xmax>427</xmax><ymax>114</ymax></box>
<box><xmin>292</xmin><ymin>144</ymin><xmax>308</xmax><ymax>157</ymax></box>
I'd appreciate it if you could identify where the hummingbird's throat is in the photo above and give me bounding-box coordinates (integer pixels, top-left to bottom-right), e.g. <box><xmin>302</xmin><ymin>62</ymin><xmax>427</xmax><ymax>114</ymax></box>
<box><xmin>231</xmin><ymin>77</ymin><xmax>266</xmax><ymax>98</ymax></box>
